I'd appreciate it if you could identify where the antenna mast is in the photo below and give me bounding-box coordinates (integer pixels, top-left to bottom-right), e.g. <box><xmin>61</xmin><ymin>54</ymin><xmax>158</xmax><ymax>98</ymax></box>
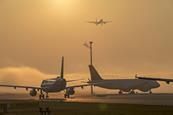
<box><xmin>89</xmin><ymin>41</ymin><xmax>93</xmax><ymax>65</ymax></box>
<box><xmin>60</xmin><ymin>56</ymin><xmax>64</xmax><ymax>78</ymax></box>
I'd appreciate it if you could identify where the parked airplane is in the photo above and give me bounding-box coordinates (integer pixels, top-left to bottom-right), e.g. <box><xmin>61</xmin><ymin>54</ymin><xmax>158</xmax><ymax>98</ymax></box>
<box><xmin>88</xmin><ymin>65</ymin><xmax>160</xmax><ymax>94</ymax></box>
<box><xmin>0</xmin><ymin>57</ymin><xmax>95</xmax><ymax>99</ymax></box>
<box><xmin>87</xmin><ymin>19</ymin><xmax>111</xmax><ymax>25</ymax></box>
<box><xmin>137</xmin><ymin>76</ymin><xmax>173</xmax><ymax>84</ymax></box>
<box><xmin>84</xmin><ymin>41</ymin><xmax>160</xmax><ymax>94</ymax></box>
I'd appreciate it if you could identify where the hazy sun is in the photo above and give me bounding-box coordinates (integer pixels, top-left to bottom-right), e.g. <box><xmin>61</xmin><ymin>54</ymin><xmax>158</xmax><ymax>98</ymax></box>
<box><xmin>50</xmin><ymin>0</ymin><xmax>79</xmax><ymax>14</ymax></box>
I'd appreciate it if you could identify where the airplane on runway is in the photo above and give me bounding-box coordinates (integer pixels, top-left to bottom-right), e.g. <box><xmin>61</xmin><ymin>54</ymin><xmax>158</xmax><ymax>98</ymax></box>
<box><xmin>0</xmin><ymin>57</ymin><xmax>96</xmax><ymax>99</ymax></box>
<box><xmin>84</xmin><ymin>41</ymin><xmax>160</xmax><ymax>94</ymax></box>
<box><xmin>137</xmin><ymin>76</ymin><xmax>173</xmax><ymax>84</ymax></box>
<box><xmin>88</xmin><ymin>65</ymin><xmax>160</xmax><ymax>94</ymax></box>
<box><xmin>87</xmin><ymin>19</ymin><xmax>112</xmax><ymax>26</ymax></box>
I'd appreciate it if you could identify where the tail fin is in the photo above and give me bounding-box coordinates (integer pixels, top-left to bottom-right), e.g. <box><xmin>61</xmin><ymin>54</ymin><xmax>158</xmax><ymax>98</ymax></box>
<box><xmin>89</xmin><ymin>65</ymin><xmax>103</xmax><ymax>81</ymax></box>
<box><xmin>60</xmin><ymin>56</ymin><xmax>64</xmax><ymax>78</ymax></box>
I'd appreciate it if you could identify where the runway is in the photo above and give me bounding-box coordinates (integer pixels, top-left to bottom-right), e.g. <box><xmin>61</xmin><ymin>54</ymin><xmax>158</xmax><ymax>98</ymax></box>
<box><xmin>1</xmin><ymin>93</ymin><xmax>173</xmax><ymax>106</ymax></box>
<box><xmin>50</xmin><ymin>93</ymin><xmax>173</xmax><ymax>106</ymax></box>
<box><xmin>0</xmin><ymin>93</ymin><xmax>173</xmax><ymax>115</ymax></box>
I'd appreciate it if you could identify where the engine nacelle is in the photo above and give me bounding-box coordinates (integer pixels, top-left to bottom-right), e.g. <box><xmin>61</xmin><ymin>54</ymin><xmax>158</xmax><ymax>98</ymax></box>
<box><xmin>66</xmin><ymin>88</ymin><xmax>75</xmax><ymax>95</ymax></box>
<box><xmin>30</xmin><ymin>89</ymin><xmax>37</xmax><ymax>96</ymax></box>
<box><xmin>122</xmin><ymin>89</ymin><xmax>131</xmax><ymax>92</ymax></box>
<box><xmin>166</xmin><ymin>81</ymin><xmax>170</xmax><ymax>84</ymax></box>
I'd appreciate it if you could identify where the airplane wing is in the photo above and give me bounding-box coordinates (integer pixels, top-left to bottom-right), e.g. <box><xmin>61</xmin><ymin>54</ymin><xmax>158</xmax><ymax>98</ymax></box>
<box><xmin>48</xmin><ymin>78</ymin><xmax>83</xmax><ymax>82</ymax></box>
<box><xmin>87</xmin><ymin>21</ymin><xmax>97</xmax><ymax>24</ymax></box>
<box><xmin>104</xmin><ymin>21</ymin><xmax>112</xmax><ymax>23</ymax></box>
<box><xmin>137</xmin><ymin>77</ymin><xmax>173</xmax><ymax>84</ymax></box>
<box><xmin>0</xmin><ymin>84</ymin><xmax>41</xmax><ymax>90</ymax></box>
<box><xmin>66</xmin><ymin>81</ymin><xmax>109</xmax><ymax>89</ymax></box>
<box><xmin>66</xmin><ymin>79</ymin><xmax>84</xmax><ymax>82</ymax></box>
<box><xmin>66</xmin><ymin>84</ymin><xmax>92</xmax><ymax>89</ymax></box>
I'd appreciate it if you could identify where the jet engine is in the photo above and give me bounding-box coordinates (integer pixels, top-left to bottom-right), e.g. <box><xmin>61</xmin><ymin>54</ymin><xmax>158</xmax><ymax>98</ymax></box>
<box><xmin>30</xmin><ymin>89</ymin><xmax>37</xmax><ymax>96</ymax></box>
<box><xmin>66</xmin><ymin>88</ymin><xmax>75</xmax><ymax>95</ymax></box>
<box><xmin>166</xmin><ymin>81</ymin><xmax>170</xmax><ymax>84</ymax></box>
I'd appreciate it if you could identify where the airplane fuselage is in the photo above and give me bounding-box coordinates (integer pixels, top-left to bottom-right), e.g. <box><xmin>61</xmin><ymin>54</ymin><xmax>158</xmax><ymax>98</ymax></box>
<box><xmin>92</xmin><ymin>79</ymin><xmax>160</xmax><ymax>92</ymax></box>
<box><xmin>95</xmin><ymin>19</ymin><xmax>104</xmax><ymax>25</ymax></box>
<box><xmin>88</xmin><ymin>19</ymin><xmax>111</xmax><ymax>25</ymax></box>
<box><xmin>41</xmin><ymin>77</ymin><xmax>66</xmax><ymax>93</ymax></box>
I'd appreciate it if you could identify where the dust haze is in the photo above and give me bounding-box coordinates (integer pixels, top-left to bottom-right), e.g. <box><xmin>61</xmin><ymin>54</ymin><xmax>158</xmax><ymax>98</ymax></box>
<box><xmin>0</xmin><ymin>0</ymin><xmax>173</xmax><ymax>93</ymax></box>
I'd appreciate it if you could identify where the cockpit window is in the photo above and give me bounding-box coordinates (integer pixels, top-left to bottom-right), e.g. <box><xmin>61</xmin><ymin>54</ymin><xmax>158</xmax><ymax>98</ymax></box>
<box><xmin>42</xmin><ymin>80</ymin><xmax>56</xmax><ymax>84</ymax></box>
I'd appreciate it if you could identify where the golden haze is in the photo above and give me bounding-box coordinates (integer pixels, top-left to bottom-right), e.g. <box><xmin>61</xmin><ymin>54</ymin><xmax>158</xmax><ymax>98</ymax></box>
<box><xmin>0</xmin><ymin>0</ymin><xmax>173</xmax><ymax>93</ymax></box>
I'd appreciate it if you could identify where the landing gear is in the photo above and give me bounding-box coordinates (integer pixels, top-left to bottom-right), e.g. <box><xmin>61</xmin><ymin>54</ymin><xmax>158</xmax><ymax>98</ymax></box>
<box><xmin>46</xmin><ymin>93</ymin><xmax>49</xmax><ymax>99</ymax></box>
<box><xmin>39</xmin><ymin>92</ymin><xmax>49</xmax><ymax>100</ymax></box>
<box><xmin>39</xmin><ymin>90</ymin><xmax>45</xmax><ymax>100</ymax></box>
<box><xmin>129</xmin><ymin>90</ymin><xmax>135</xmax><ymax>94</ymax></box>
<box><xmin>149</xmin><ymin>90</ymin><xmax>152</xmax><ymax>94</ymax></box>
<box><xmin>64</xmin><ymin>94</ymin><xmax>70</xmax><ymax>98</ymax></box>
<box><xmin>39</xmin><ymin>94</ymin><xmax>45</xmax><ymax>100</ymax></box>
<box><xmin>118</xmin><ymin>90</ymin><xmax>123</xmax><ymax>94</ymax></box>
<box><xmin>64</xmin><ymin>87</ymin><xmax>75</xmax><ymax>98</ymax></box>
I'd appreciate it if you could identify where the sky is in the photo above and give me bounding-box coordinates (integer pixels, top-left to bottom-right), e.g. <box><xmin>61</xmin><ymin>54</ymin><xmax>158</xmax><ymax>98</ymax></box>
<box><xmin>0</xmin><ymin>0</ymin><xmax>173</xmax><ymax>93</ymax></box>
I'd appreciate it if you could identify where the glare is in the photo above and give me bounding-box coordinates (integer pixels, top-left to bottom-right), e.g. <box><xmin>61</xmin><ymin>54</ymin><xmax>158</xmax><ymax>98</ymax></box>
<box><xmin>50</xmin><ymin>0</ymin><xmax>79</xmax><ymax>15</ymax></box>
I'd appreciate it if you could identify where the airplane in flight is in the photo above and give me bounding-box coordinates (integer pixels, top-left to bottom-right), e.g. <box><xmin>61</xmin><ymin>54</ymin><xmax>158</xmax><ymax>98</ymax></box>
<box><xmin>137</xmin><ymin>76</ymin><xmax>173</xmax><ymax>84</ymax></box>
<box><xmin>84</xmin><ymin>41</ymin><xmax>160</xmax><ymax>94</ymax></box>
<box><xmin>0</xmin><ymin>57</ymin><xmax>96</xmax><ymax>99</ymax></box>
<box><xmin>87</xmin><ymin>19</ymin><xmax>112</xmax><ymax>26</ymax></box>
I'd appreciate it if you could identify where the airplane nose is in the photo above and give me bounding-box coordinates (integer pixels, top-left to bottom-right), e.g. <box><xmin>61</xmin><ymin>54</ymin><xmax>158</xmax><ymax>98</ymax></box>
<box><xmin>155</xmin><ymin>81</ymin><xmax>160</xmax><ymax>88</ymax></box>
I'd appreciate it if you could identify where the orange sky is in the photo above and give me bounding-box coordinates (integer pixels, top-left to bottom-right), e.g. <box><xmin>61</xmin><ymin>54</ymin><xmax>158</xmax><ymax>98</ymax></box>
<box><xmin>0</xmin><ymin>0</ymin><xmax>173</xmax><ymax>93</ymax></box>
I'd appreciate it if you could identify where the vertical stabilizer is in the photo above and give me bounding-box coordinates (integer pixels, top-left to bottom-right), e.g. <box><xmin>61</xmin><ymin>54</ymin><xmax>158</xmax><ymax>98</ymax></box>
<box><xmin>60</xmin><ymin>56</ymin><xmax>64</xmax><ymax>78</ymax></box>
<box><xmin>89</xmin><ymin>65</ymin><xmax>103</xmax><ymax>81</ymax></box>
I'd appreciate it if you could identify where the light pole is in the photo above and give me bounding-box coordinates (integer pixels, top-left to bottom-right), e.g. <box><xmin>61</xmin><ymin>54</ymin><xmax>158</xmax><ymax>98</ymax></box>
<box><xmin>89</xmin><ymin>41</ymin><xmax>93</xmax><ymax>66</ymax></box>
<box><xmin>83</xmin><ymin>41</ymin><xmax>94</xmax><ymax>95</ymax></box>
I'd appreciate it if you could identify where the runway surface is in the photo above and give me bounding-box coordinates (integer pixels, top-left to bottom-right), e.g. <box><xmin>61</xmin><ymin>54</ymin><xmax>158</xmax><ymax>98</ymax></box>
<box><xmin>65</xmin><ymin>93</ymin><xmax>173</xmax><ymax>105</ymax></box>
<box><xmin>1</xmin><ymin>93</ymin><xmax>173</xmax><ymax>105</ymax></box>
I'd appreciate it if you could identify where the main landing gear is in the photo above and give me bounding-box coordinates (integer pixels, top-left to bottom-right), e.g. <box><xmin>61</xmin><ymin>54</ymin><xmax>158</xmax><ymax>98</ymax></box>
<box><xmin>64</xmin><ymin>93</ymin><xmax>70</xmax><ymax>98</ymax></box>
<box><xmin>118</xmin><ymin>90</ymin><xmax>123</xmax><ymax>94</ymax></box>
<box><xmin>118</xmin><ymin>90</ymin><xmax>136</xmax><ymax>95</ymax></box>
<box><xmin>39</xmin><ymin>90</ymin><xmax>49</xmax><ymax>100</ymax></box>
<box><xmin>129</xmin><ymin>90</ymin><xmax>135</xmax><ymax>94</ymax></box>
<box><xmin>149</xmin><ymin>90</ymin><xmax>152</xmax><ymax>94</ymax></box>
<box><xmin>46</xmin><ymin>93</ymin><xmax>49</xmax><ymax>99</ymax></box>
<box><xmin>39</xmin><ymin>94</ymin><xmax>45</xmax><ymax>100</ymax></box>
